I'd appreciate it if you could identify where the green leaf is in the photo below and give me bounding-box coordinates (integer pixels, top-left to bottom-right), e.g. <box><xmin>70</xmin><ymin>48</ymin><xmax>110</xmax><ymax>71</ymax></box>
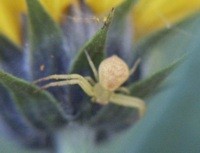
<box><xmin>129</xmin><ymin>57</ymin><xmax>184</xmax><ymax>98</ymax></box>
<box><xmin>70</xmin><ymin>9</ymin><xmax>114</xmax><ymax>73</ymax></box>
<box><xmin>0</xmin><ymin>71</ymin><xmax>67</xmax><ymax>130</ymax></box>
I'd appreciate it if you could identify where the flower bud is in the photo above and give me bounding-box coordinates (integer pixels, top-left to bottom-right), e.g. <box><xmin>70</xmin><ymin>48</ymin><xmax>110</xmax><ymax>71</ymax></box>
<box><xmin>98</xmin><ymin>55</ymin><xmax>129</xmax><ymax>91</ymax></box>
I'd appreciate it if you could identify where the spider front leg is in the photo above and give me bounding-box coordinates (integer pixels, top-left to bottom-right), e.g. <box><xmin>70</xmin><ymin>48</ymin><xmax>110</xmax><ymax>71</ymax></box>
<box><xmin>34</xmin><ymin>74</ymin><xmax>96</xmax><ymax>85</ymax></box>
<box><xmin>33</xmin><ymin>74</ymin><xmax>85</xmax><ymax>84</ymax></box>
<box><xmin>34</xmin><ymin>74</ymin><xmax>94</xmax><ymax>97</ymax></box>
<box><xmin>110</xmin><ymin>93</ymin><xmax>146</xmax><ymax>117</ymax></box>
<box><xmin>84</xmin><ymin>76</ymin><xmax>96</xmax><ymax>85</ymax></box>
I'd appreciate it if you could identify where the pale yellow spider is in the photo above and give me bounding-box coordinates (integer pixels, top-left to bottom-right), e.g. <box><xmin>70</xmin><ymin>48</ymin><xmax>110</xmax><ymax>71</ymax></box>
<box><xmin>34</xmin><ymin>52</ymin><xmax>146</xmax><ymax>117</ymax></box>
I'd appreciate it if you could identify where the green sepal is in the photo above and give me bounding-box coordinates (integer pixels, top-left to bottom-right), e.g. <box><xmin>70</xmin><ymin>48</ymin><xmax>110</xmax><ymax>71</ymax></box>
<box><xmin>129</xmin><ymin>57</ymin><xmax>184</xmax><ymax>98</ymax></box>
<box><xmin>114</xmin><ymin>0</ymin><xmax>137</xmax><ymax>19</ymax></box>
<box><xmin>70</xmin><ymin>9</ymin><xmax>114</xmax><ymax>73</ymax></box>
<box><xmin>26</xmin><ymin>0</ymin><xmax>62</xmax><ymax>44</ymax></box>
<box><xmin>26</xmin><ymin>0</ymin><xmax>68</xmax><ymax>79</ymax></box>
<box><xmin>0</xmin><ymin>71</ymin><xmax>67</xmax><ymax>130</ymax></box>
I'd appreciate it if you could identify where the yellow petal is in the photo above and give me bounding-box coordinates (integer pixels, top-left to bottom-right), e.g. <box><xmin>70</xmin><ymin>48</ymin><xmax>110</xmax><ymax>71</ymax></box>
<box><xmin>85</xmin><ymin>0</ymin><xmax>124</xmax><ymax>14</ymax></box>
<box><xmin>133</xmin><ymin>0</ymin><xmax>200</xmax><ymax>40</ymax></box>
<box><xmin>40</xmin><ymin>0</ymin><xmax>72</xmax><ymax>21</ymax></box>
<box><xmin>0</xmin><ymin>0</ymin><xmax>26</xmax><ymax>45</ymax></box>
<box><xmin>0</xmin><ymin>0</ymin><xmax>72</xmax><ymax>45</ymax></box>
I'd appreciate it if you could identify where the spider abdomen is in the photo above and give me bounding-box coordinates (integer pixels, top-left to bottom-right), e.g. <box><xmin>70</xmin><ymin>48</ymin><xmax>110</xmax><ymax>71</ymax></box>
<box><xmin>98</xmin><ymin>55</ymin><xmax>130</xmax><ymax>91</ymax></box>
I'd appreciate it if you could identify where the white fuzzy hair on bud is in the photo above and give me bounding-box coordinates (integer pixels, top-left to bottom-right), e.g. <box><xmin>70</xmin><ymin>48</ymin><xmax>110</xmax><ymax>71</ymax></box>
<box><xmin>98</xmin><ymin>55</ymin><xmax>130</xmax><ymax>91</ymax></box>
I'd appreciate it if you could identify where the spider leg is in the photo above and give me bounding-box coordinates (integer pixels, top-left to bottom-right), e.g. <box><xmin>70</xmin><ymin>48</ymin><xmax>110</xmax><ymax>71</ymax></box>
<box><xmin>110</xmin><ymin>93</ymin><xmax>146</xmax><ymax>117</ymax></box>
<box><xmin>84</xmin><ymin>76</ymin><xmax>96</xmax><ymax>85</ymax></box>
<box><xmin>84</xmin><ymin>51</ymin><xmax>99</xmax><ymax>81</ymax></box>
<box><xmin>40</xmin><ymin>78</ymin><xmax>94</xmax><ymax>97</ymax></box>
<box><xmin>33</xmin><ymin>74</ymin><xmax>86</xmax><ymax>84</ymax></box>
<box><xmin>115</xmin><ymin>87</ymin><xmax>130</xmax><ymax>94</ymax></box>
<box><xmin>129</xmin><ymin>58</ymin><xmax>141</xmax><ymax>76</ymax></box>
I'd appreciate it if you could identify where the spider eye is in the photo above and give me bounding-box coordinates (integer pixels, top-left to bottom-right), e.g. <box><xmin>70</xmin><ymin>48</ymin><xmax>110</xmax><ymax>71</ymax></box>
<box><xmin>98</xmin><ymin>55</ymin><xmax>129</xmax><ymax>91</ymax></box>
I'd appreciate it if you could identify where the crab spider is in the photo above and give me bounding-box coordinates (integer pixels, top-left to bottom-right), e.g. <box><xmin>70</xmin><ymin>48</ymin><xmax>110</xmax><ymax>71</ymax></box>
<box><xmin>34</xmin><ymin>52</ymin><xmax>146</xmax><ymax>117</ymax></box>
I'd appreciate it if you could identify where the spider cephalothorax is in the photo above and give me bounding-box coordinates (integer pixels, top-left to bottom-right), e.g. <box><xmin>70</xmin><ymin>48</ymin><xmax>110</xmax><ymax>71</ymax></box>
<box><xmin>34</xmin><ymin>52</ymin><xmax>146</xmax><ymax>117</ymax></box>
